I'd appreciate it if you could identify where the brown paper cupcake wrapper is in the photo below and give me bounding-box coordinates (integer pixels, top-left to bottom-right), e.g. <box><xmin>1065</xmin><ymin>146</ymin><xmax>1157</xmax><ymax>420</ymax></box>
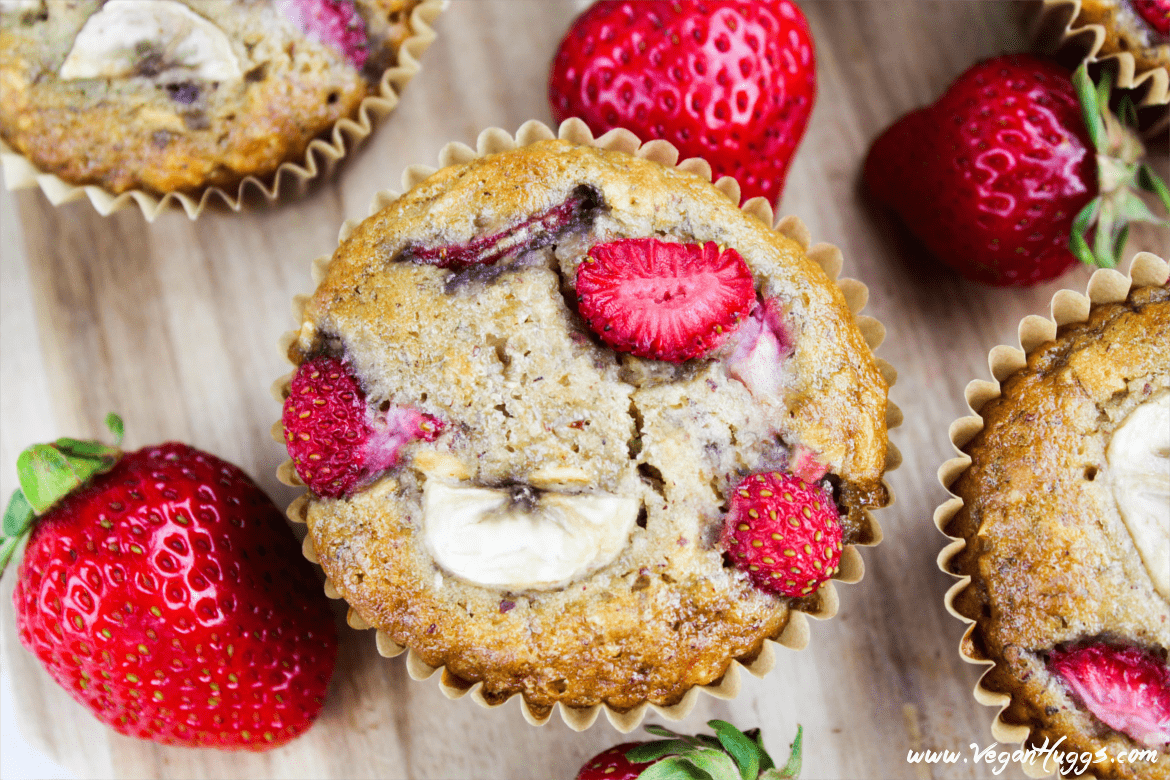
<box><xmin>1033</xmin><ymin>0</ymin><xmax>1169</xmax><ymax>111</ymax></box>
<box><xmin>0</xmin><ymin>0</ymin><xmax>444</xmax><ymax>222</ymax></box>
<box><xmin>934</xmin><ymin>252</ymin><xmax>1170</xmax><ymax>778</ymax></box>
<box><xmin>272</xmin><ymin>117</ymin><xmax>902</xmax><ymax>733</ymax></box>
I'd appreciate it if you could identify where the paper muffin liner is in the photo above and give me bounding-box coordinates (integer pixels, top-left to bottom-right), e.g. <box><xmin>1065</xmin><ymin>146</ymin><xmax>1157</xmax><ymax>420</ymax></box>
<box><xmin>0</xmin><ymin>0</ymin><xmax>444</xmax><ymax>222</ymax></box>
<box><xmin>271</xmin><ymin>118</ymin><xmax>902</xmax><ymax>733</ymax></box>
<box><xmin>1033</xmin><ymin>0</ymin><xmax>1169</xmax><ymax>133</ymax></box>
<box><xmin>935</xmin><ymin>251</ymin><xmax>1170</xmax><ymax>778</ymax></box>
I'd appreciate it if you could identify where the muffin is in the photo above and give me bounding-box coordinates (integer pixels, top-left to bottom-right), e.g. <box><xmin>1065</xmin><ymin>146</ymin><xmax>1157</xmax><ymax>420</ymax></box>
<box><xmin>0</xmin><ymin>0</ymin><xmax>440</xmax><ymax>217</ymax></box>
<box><xmin>274</xmin><ymin>120</ymin><xmax>896</xmax><ymax>730</ymax></box>
<box><xmin>1036</xmin><ymin>0</ymin><xmax>1169</xmax><ymax>108</ymax></box>
<box><xmin>938</xmin><ymin>253</ymin><xmax>1170</xmax><ymax>779</ymax></box>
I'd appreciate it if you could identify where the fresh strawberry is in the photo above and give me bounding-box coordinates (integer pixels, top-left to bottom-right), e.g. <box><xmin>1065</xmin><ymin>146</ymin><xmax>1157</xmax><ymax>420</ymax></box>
<box><xmin>720</xmin><ymin>471</ymin><xmax>841</xmax><ymax>598</ymax></box>
<box><xmin>0</xmin><ymin>415</ymin><xmax>338</xmax><ymax>750</ymax></box>
<box><xmin>410</xmin><ymin>187</ymin><xmax>601</xmax><ymax>269</ymax></box>
<box><xmin>577</xmin><ymin>720</ymin><xmax>803</xmax><ymax>780</ymax></box>
<box><xmin>865</xmin><ymin>57</ymin><xmax>1170</xmax><ymax>286</ymax></box>
<box><xmin>282</xmin><ymin>356</ymin><xmax>443</xmax><ymax>498</ymax></box>
<box><xmin>277</xmin><ymin>0</ymin><xmax>369</xmax><ymax>69</ymax></box>
<box><xmin>575</xmin><ymin>238</ymin><xmax>756</xmax><ymax>362</ymax></box>
<box><xmin>1050</xmin><ymin>644</ymin><xmax>1170</xmax><ymax>749</ymax></box>
<box><xmin>549</xmin><ymin>0</ymin><xmax>816</xmax><ymax>205</ymax></box>
<box><xmin>576</xmin><ymin>742</ymin><xmax>656</xmax><ymax>780</ymax></box>
<box><xmin>1133</xmin><ymin>0</ymin><xmax>1170</xmax><ymax>35</ymax></box>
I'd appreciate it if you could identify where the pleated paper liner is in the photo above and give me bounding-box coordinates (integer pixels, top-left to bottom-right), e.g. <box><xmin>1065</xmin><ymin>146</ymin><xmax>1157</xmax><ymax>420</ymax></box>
<box><xmin>935</xmin><ymin>252</ymin><xmax>1169</xmax><ymax>778</ymax></box>
<box><xmin>0</xmin><ymin>0</ymin><xmax>444</xmax><ymax>222</ymax></box>
<box><xmin>1033</xmin><ymin>0</ymin><xmax>1168</xmax><ymax>134</ymax></box>
<box><xmin>271</xmin><ymin>118</ymin><xmax>903</xmax><ymax>733</ymax></box>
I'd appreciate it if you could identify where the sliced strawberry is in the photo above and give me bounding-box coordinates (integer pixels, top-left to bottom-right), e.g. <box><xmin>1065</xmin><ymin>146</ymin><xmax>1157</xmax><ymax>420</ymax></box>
<box><xmin>282</xmin><ymin>356</ymin><xmax>443</xmax><ymax>498</ymax></box>
<box><xmin>1133</xmin><ymin>0</ymin><xmax>1170</xmax><ymax>36</ymax></box>
<box><xmin>575</xmin><ymin>239</ymin><xmax>756</xmax><ymax>362</ymax></box>
<box><xmin>277</xmin><ymin>0</ymin><xmax>370</xmax><ymax>69</ymax></box>
<box><xmin>720</xmin><ymin>471</ymin><xmax>841</xmax><ymax>597</ymax></box>
<box><xmin>1050</xmin><ymin>643</ymin><xmax>1170</xmax><ymax>749</ymax></box>
<box><xmin>410</xmin><ymin>187</ymin><xmax>601</xmax><ymax>269</ymax></box>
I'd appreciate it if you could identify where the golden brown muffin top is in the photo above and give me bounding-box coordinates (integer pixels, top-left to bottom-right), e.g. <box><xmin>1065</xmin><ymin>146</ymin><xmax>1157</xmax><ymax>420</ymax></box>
<box><xmin>0</xmin><ymin>0</ymin><xmax>418</xmax><ymax>195</ymax></box>
<box><xmin>282</xmin><ymin>139</ymin><xmax>890</xmax><ymax>713</ymax></box>
<box><xmin>947</xmin><ymin>283</ymin><xmax>1170</xmax><ymax>779</ymax></box>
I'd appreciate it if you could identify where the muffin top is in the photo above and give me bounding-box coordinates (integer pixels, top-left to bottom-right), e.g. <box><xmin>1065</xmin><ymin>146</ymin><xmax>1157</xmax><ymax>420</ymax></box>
<box><xmin>0</xmin><ymin>0</ymin><xmax>418</xmax><ymax>195</ymax></box>
<box><xmin>945</xmin><ymin>280</ymin><xmax>1170</xmax><ymax>779</ymax></box>
<box><xmin>279</xmin><ymin>138</ymin><xmax>890</xmax><ymax>714</ymax></box>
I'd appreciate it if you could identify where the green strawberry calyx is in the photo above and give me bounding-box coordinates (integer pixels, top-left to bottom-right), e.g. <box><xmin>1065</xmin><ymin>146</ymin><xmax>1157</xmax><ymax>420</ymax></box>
<box><xmin>628</xmin><ymin>720</ymin><xmax>803</xmax><ymax>780</ymax></box>
<box><xmin>1070</xmin><ymin>63</ymin><xmax>1170</xmax><ymax>269</ymax></box>
<box><xmin>0</xmin><ymin>413</ymin><xmax>124</xmax><ymax>573</ymax></box>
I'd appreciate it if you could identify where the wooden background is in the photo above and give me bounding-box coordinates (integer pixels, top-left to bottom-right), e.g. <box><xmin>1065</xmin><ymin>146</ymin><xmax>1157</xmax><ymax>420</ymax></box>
<box><xmin>1</xmin><ymin>2</ymin><xmax>1167</xmax><ymax>778</ymax></box>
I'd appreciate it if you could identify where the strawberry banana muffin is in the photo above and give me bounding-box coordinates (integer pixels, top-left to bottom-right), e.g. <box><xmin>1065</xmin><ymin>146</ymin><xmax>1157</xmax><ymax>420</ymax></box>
<box><xmin>0</xmin><ymin>0</ymin><xmax>419</xmax><ymax>195</ymax></box>
<box><xmin>277</xmin><ymin>139</ymin><xmax>890</xmax><ymax>715</ymax></box>
<box><xmin>943</xmin><ymin>276</ymin><xmax>1170</xmax><ymax>779</ymax></box>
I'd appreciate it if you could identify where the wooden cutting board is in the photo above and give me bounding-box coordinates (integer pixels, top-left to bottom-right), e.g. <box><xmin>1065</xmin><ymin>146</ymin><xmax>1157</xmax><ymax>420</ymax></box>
<box><xmin>2</xmin><ymin>2</ymin><xmax>1166</xmax><ymax>778</ymax></box>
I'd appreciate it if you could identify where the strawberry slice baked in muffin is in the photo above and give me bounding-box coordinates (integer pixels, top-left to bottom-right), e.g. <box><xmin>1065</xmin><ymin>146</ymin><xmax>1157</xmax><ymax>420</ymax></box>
<box><xmin>276</xmin><ymin>134</ymin><xmax>892</xmax><ymax>719</ymax></box>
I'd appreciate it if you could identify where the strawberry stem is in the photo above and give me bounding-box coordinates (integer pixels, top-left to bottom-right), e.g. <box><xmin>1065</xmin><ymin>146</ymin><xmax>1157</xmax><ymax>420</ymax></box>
<box><xmin>2</xmin><ymin>414</ymin><xmax>125</xmax><ymax>574</ymax></box>
<box><xmin>1068</xmin><ymin>63</ymin><xmax>1170</xmax><ymax>269</ymax></box>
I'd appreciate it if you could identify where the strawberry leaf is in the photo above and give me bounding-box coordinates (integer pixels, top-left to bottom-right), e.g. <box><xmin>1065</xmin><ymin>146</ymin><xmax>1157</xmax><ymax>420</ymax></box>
<box><xmin>0</xmin><ymin>489</ymin><xmax>35</xmax><ymax>573</ymax></box>
<box><xmin>18</xmin><ymin>444</ymin><xmax>85</xmax><ymax>514</ymax></box>
<box><xmin>1072</xmin><ymin>64</ymin><xmax>1103</xmax><ymax>151</ymax></box>
<box><xmin>709</xmin><ymin>720</ymin><xmax>762</xmax><ymax>780</ymax></box>
<box><xmin>105</xmin><ymin>413</ymin><xmax>124</xmax><ymax>446</ymax></box>
<box><xmin>627</xmin><ymin>740</ymin><xmax>704</xmax><ymax>764</ymax></box>
<box><xmin>773</xmin><ymin>725</ymin><xmax>803</xmax><ymax>780</ymax></box>
<box><xmin>1070</xmin><ymin>199</ymin><xmax>1101</xmax><ymax>266</ymax></box>
<box><xmin>637</xmin><ymin>756</ymin><xmax>716</xmax><ymax>780</ymax></box>
<box><xmin>1137</xmin><ymin>164</ymin><xmax>1170</xmax><ymax>214</ymax></box>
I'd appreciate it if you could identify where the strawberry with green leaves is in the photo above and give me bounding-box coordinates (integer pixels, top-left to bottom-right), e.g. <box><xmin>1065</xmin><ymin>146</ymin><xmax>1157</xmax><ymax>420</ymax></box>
<box><xmin>576</xmin><ymin>720</ymin><xmax>803</xmax><ymax>780</ymax></box>
<box><xmin>1</xmin><ymin>415</ymin><xmax>337</xmax><ymax>750</ymax></box>
<box><xmin>865</xmin><ymin>57</ymin><xmax>1169</xmax><ymax>286</ymax></box>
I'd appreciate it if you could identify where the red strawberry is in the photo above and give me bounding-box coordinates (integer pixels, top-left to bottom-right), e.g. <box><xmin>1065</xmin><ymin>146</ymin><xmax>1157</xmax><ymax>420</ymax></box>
<box><xmin>575</xmin><ymin>238</ymin><xmax>756</xmax><ymax>362</ymax></box>
<box><xmin>281</xmin><ymin>356</ymin><xmax>443</xmax><ymax>498</ymax></box>
<box><xmin>277</xmin><ymin>0</ymin><xmax>369</xmax><ymax>69</ymax></box>
<box><xmin>1050</xmin><ymin>644</ymin><xmax>1170</xmax><ymax>749</ymax></box>
<box><xmin>577</xmin><ymin>721</ymin><xmax>803</xmax><ymax>780</ymax></box>
<box><xmin>0</xmin><ymin>416</ymin><xmax>338</xmax><ymax>750</ymax></box>
<box><xmin>865</xmin><ymin>56</ymin><xmax>1170</xmax><ymax>286</ymax></box>
<box><xmin>410</xmin><ymin>187</ymin><xmax>601</xmax><ymax>269</ymax></box>
<box><xmin>549</xmin><ymin>0</ymin><xmax>816</xmax><ymax>205</ymax></box>
<box><xmin>720</xmin><ymin>471</ymin><xmax>841</xmax><ymax>598</ymax></box>
<box><xmin>576</xmin><ymin>742</ymin><xmax>655</xmax><ymax>780</ymax></box>
<box><xmin>1133</xmin><ymin>0</ymin><xmax>1170</xmax><ymax>35</ymax></box>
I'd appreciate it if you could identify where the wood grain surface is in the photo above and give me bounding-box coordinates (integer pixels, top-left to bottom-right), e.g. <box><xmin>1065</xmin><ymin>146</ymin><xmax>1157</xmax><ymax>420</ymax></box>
<box><xmin>1</xmin><ymin>2</ymin><xmax>1166</xmax><ymax>779</ymax></box>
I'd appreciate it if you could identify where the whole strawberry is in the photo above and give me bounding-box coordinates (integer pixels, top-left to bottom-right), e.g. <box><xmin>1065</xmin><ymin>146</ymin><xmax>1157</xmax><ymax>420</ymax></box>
<box><xmin>282</xmin><ymin>356</ymin><xmax>443</xmax><ymax>498</ymax></box>
<box><xmin>720</xmin><ymin>471</ymin><xmax>841</xmax><ymax>598</ymax></box>
<box><xmin>0</xmin><ymin>415</ymin><xmax>338</xmax><ymax>750</ymax></box>
<box><xmin>549</xmin><ymin>0</ymin><xmax>816</xmax><ymax>205</ymax></box>
<box><xmin>577</xmin><ymin>720</ymin><xmax>803</xmax><ymax>780</ymax></box>
<box><xmin>1049</xmin><ymin>643</ymin><xmax>1170</xmax><ymax>749</ymax></box>
<box><xmin>865</xmin><ymin>56</ymin><xmax>1169</xmax><ymax>286</ymax></box>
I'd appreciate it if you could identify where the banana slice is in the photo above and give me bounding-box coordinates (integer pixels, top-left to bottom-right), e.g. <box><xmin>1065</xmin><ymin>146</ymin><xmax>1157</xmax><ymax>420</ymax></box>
<box><xmin>60</xmin><ymin>0</ymin><xmax>241</xmax><ymax>82</ymax></box>
<box><xmin>1106</xmin><ymin>393</ymin><xmax>1170</xmax><ymax>602</ymax></box>
<box><xmin>421</xmin><ymin>480</ymin><xmax>639</xmax><ymax>591</ymax></box>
